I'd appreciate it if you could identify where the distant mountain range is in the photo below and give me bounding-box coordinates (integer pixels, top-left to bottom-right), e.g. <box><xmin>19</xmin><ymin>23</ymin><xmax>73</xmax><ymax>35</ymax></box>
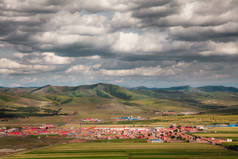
<box><xmin>129</xmin><ymin>85</ymin><xmax>238</xmax><ymax>92</ymax></box>
<box><xmin>0</xmin><ymin>83</ymin><xmax>136</xmax><ymax>99</ymax></box>
<box><xmin>1</xmin><ymin>83</ymin><xmax>238</xmax><ymax>119</ymax></box>
<box><xmin>1</xmin><ymin>84</ymin><xmax>238</xmax><ymax>95</ymax></box>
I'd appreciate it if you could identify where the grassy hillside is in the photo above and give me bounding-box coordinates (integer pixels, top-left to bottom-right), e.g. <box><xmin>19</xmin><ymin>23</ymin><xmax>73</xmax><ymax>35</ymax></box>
<box><xmin>130</xmin><ymin>85</ymin><xmax>238</xmax><ymax>114</ymax></box>
<box><xmin>0</xmin><ymin>83</ymin><xmax>145</xmax><ymax>120</ymax></box>
<box><xmin>0</xmin><ymin>84</ymin><xmax>238</xmax><ymax>124</ymax></box>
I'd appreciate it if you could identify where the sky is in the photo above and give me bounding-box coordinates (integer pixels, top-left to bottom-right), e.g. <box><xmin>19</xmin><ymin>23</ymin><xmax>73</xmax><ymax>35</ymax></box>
<box><xmin>0</xmin><ymin>0</ymin><xmax>238</xmax><ymax>88</ymax></box>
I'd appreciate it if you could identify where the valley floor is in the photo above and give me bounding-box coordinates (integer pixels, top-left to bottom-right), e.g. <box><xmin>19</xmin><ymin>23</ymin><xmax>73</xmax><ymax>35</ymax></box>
<box><xmin>1</xmin><ymin>114</ymin><xmax>238</xmax><ymax>158</ymax></box>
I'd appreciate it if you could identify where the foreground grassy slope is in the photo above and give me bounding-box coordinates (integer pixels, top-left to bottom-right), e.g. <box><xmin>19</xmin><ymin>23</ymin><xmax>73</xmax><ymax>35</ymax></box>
<box><xmin>4</xmin><ymin>142</ymin><xmax>238</xmax><ymax>159</ymax></box>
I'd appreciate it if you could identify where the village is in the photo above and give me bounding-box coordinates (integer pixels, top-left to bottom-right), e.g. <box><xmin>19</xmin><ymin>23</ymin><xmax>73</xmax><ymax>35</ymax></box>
<box><xmin>0</xmin><ymin>123</ymin><xmax>235</xmax><ymax>145</ymax></box>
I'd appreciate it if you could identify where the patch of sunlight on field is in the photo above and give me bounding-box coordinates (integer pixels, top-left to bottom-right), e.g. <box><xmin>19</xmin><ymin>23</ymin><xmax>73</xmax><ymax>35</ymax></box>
<box><xmin>207</xmin><ymin>127</ymin><xmax>238</xmax><ymax>133</ymax></box>
<box><xmin>192</xmin><ymin>127</ymin><xmax>238</xmax><ymax>139</ymax></box>
<box><xmin>151</xmin><ymin>115</ymin><xmax>238</xmax><ymax>126</ymax></box>
<box><xmin>4</xmin><ymin>143</ymin><xmax>238</xmax><ymax>159</ymax></box>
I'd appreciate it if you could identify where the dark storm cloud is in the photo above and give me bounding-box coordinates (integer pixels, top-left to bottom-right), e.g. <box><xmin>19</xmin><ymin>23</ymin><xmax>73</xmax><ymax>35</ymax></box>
<box><xmin>119</xmin><ymin>51</ymin><xmax>238</xmax><ymax>63</ymax></box>
<box><xmin>0</xmin><ymin>0</ymin><xmax>64</xmax><ymax>14</ymax></box>
<box><xmin>169</xmin><ymin>25</ymin><xmax>238</xmax><ymax>42</ymax></box>
<box><xmin>131</xmin><ymin>0</ymin><xmax>180</xmax><ymax>28</ymax></box>
<box><xmin>0</xmin><ymin>0</ymin><xmax>236</xmax><ymax>57</ymax></box>
<box><xmin>50</xmin><ymin>45</ymin><xmax>113</xmax><ymax>58</ymax></box>
<box><xmin>132</xmin><ymin>0</ymin><xmax>174</xmax><ymax>9</ymax></box>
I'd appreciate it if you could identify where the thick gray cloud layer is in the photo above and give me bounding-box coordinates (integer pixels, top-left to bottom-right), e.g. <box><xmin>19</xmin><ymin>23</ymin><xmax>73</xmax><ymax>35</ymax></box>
<box><xmin>0</xmin><ymin>0</ymin><xmax>237</xmax><ymax>87</ymax></box>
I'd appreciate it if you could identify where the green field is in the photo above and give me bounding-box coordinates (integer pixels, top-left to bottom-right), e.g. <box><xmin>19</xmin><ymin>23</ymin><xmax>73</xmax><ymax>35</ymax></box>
<box><xmin>222</xmin><ymin>142</ymin><xmax>238</xmax><ymax>151</ymax></box>
<box><xmin>191</xmin><ymin>127</ymin><xmax>238</xmax><ymax>142</ymax></box>
<box><xmin>4</xmin><ymin>142</ymin><xmax>238</xmax><ymax>159</ymax></box>
<box><xmin>192</xmin><ymin>132</ymin><xmax>238</xmax><ymax>138</ymax></box>
<box><xmin>0</xmin><ymin>136</ymin><xmax>71</xmax><ymax>156</ymax></box>
<box><xmin>1</xmin><ymin>114</ymin><xmax>237</xmax><ymax>128</ymax></box>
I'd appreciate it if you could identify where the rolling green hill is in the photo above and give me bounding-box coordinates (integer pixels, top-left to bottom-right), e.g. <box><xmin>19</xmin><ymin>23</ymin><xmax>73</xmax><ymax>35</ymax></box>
<box><xmin>130</xmin><ymin>85</ymin><xmax>238</xmax><ymax>114</ymax></box>
<box><xmin>0</xmin><ymin>84</ymin><xmax>238</xmax><ymax>123</ymax></box>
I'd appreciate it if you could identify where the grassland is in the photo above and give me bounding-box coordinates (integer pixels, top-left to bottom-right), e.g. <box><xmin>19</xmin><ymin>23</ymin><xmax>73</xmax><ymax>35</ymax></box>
<box><xmin>151</xmin><ymin>115</ymin><xmax>238</xmax><ymax>126</ymax></box>
<box><xmin>189</xmin><ymin>127</ymin><xmax>238</xmax><ymax>152</ymax></box>
<box><xmin>1</xmin><ymin>114</ymin><xmax>237</xmax><ymax>128</ymax></box>
<box><xmin>117</xmin><ymin>114</ymin><xmax>238</xmax><ymax>127</ymax></box>
<box><xmin>4</xmin><ymin>142</ymin><xmax>238</xmax><ymax>159</ymax></box>
<box><xmin>191</xmin><ymin>127</ymin><xmax>238</xmax><ymax>141</ymax></box>
<box><xmin>222</xmin><ymin>142</ymin><xmax>238</xmax><ymax>151</ymax></box>
<box><xmin>0</xmin><ymin>136</ymin><xmax>71</xmax><ymax>156</ymax></box>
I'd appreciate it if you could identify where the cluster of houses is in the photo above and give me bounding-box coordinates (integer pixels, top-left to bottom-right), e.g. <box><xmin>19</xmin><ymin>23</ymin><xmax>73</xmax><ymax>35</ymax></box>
<box><xmin>79</xmin><ymin>127</ymin><xmax>153</xmax><ymax>140</ymax></box>
<box><xmin>0</xmin><ymin>124</ymin><xmax>233</xmax><ymax>145</ymax></box>
<box><xmin>78</xmin><ymin>125</ymin><xmax>230</xmax><ymax>145</ymax></box>
<box><xmin>205</xmin><ymin>124</ymin><xmax>238</xmax><ymax>127</ymax></box>
<box><xmin>117</xmin><ymin>116</ymin><xmax>145</xmax><ymax>121</ymax></box>
<box><xmin>150</xmin><ymin>125</ymin><xmax>230</xmax><ymax>144</ymax></box>
<box><xmin>80</xmin><ymin>116</ymin><xmax>145</xmax><ymax>122</ymax></box>
<box><xmin>81</xmin><ymin>118</ymin><xmax>102</xmax><ymax>122</ymax></box>
<box><xmin>155</xmin><ymin>111</ymin><xmax>198</xmax><ymax>116</ymax></box>
<box><xmin>0</xmin><ymin>124</ymin><xmax>74</xmax><ymax>136</ymax></box>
